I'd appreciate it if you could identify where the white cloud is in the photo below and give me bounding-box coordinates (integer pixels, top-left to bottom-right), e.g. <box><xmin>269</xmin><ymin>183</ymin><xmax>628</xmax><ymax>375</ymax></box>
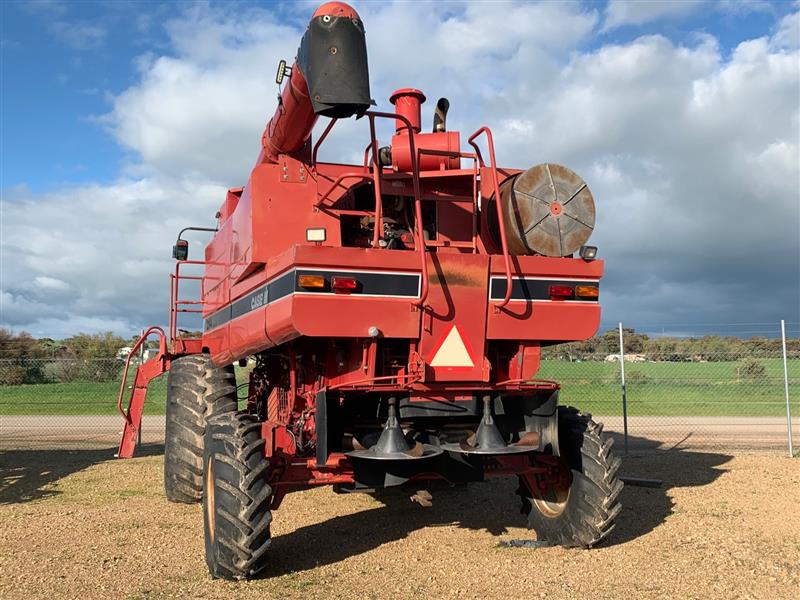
<box><xmin>1</xmin><ymin>1</ymin><xmax>798</xmax><ymax>338</ymax></box>
<box><xmin>33</xmin><ymin>276</ymin><xmax>71</xmax><ymax>291</ymax></box>
<box><xmin>772</xmin><ymin>9</ymin><xmax>800</xmax><ymax>49</ymax></box>
<box><xmin>1</xmin><ymin>177</ymin><xmax>223</xmax><ymax>337</ymax></box>
<box><xmin>487</xmin><ymin>28</ymin><xmax>799</xmax><ymax>324</ymax></box>
<box><xmin>602</xmin><ymin>0</ymin><xmax>706</xmax><ymax>31</ymax></box>
<box><xmin>103</xmin><ymin>1</ymin><xmax>599</xmax><ymax>183</ymax></box>
<box><xmin>21</xmin><ymin>0</ymin><xmax>107</xmax><ymax>50</ymax></box>
<box><xmin>49</xmin><ymin>20</ymin><xmax>107</xmax><ymax>50</ymax></box>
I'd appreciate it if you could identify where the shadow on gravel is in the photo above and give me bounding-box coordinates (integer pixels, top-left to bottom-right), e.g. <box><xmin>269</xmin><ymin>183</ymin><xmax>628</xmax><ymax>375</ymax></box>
<box><xmin>262</xmin><ymin>432</ymin><xmax>733</xmax><ymax>577</ymax></box>
<box><xmin>0</xmin><ymin>443</ymin><xmax>164</xmax><ymax>505</ymax></box>
<box><xmin>606</xmin><ymin>432</ymin><xmax>733</xmax><ymax>545</ymax></box>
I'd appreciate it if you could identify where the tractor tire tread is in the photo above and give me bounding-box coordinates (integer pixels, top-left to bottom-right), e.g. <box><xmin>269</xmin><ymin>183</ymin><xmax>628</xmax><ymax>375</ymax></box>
<box><xmin>522</xmin><ymin>406</ymin><xmax>623</xmax><ymax>548</ymax></box>
<box><xmin>164</xmin><ymin>354</ymin><xmax>237</xmax><ymax>504</ymax></box>
<box><xmin>204</xmin><ymin>413</ymin><xmax>272</xmax><ymax>580</ymax></box>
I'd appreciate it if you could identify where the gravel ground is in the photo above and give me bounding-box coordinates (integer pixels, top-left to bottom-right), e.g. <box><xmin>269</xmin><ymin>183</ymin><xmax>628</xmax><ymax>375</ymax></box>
<box><xmin>1</xmin><ymin>446</ymin><xmax>798</xmax><ymax>599</ymax></box>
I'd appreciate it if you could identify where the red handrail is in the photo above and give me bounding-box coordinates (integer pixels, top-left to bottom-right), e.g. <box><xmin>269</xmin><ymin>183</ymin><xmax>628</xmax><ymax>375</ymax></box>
<box><xmin>311</xmin><ymin>118</ymin><xmax>338</xmax><ymax>167</ymax></box>
<box><xmin>315</xmin><ymin>172</ymin><xmax>373</xmax><ymax>208</ymax></box>
<box><xmin>468</xmin><ymin>127</ymin><xmax>513</xmax><ymax>308</ymax></box>
<box><xmin>367</xmin><ymin>115</ymin><xmax>384</xmax><ymax>249</ymax></box>
<box><xmin>365</xmin><ymin>110</ymin><xmax>429</xmax><ymax>308</ymax></box>
<box><xmin>169</xmin><ymin>260</ymin><xmax>206</xmax><ymax>342</ymax></box>
<box><xmin>314</xmin><ymin>112</ymin><xmax>496</xmax><ymax>311</ymax></box>
<box><xmin>327</xmin><ymin>372</ymin><xmax>423</xmax><ymax>391</ymax></box>
<box><xmin>116</xmin><ymin>326</ymin><xmax>166</xmax><ymax>424</ymax></box>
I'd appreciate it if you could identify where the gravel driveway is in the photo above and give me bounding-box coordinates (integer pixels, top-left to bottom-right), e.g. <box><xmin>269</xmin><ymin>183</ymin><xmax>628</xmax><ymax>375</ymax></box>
<box><xmin>1</xmin><ymin>445</ymin><xmax>798</xmax><ymax>599</ymax></box>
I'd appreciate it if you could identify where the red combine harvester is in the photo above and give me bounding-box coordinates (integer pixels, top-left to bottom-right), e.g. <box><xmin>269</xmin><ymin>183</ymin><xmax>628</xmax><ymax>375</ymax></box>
<box><xmin>116</xmin><ymin>1</ymin><xmax>621</xmax><ymax>580</ymax></box>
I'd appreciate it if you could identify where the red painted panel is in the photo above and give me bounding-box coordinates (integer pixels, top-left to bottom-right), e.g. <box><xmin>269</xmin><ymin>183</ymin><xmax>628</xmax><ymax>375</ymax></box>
<box><xmin>292</xmin><ymin>296</ymin><xmax>420</xmax><ymax>339</ymax></box>
<box><xmin>203</xmin><ymin>219</ymin><xmax>232</xmax><ymax>318</ymax></box>
<box><xmin>276</xmin><ymin>244</ymin><xmax>427</xmax><ymax>272</ymax></box>
<box><xmin>227</xmin><ymin>181</ymin><xmax>254</xmax><ymax>284</ymax></box>
<box><xmin>490</xmin><ymin>255</ymin><xmax>604</xmax><ymax>278</ymax></box>
<box><xmin>417</xmin><ymin>253</ymin><xmax>490</xmax><ymax>382</ymax></box>
<box><xmin>228</xmin><ymin>308</ymin><xmax>274</xmax><ymax>360</ymax></box>
<box><xmin>205</xmin><ymin>325</ymin><xmax>232</xmax><ymax>367</ymax></box>
<box><xmin>250</xmin><ymin>162</ymin><xmax>341</xmax><ymax>263</ymax></box>
<box><xmin>487</xmin><ymin>302</ymin><xmax>601</xmax><ymax>341</ymax></box>
<box><xmin>265</xmin><ymin>296</ymin><xmax>299</xmax><ymax>348</ymax></box>
<box><xmin>487</xmin><ymin>255</ymin><xmax>603</xmax><ymax>342</ymax></box>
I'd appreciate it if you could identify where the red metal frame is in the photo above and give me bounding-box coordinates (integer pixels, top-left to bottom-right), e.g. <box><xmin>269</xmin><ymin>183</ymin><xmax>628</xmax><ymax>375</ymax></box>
<box><xmin>266</xmin><ymin>452</ymin><xmax>548</xmax><ymax>509</ymax></box>
<box><xmin>116</xmin><ymin>326</ymin><xmax>169</xmax><ymax>458</ymax></box>
<box><xmin>169</xmin><ymin>259</ymin><xmax>206</xmax><ymax>343</ymax></box>
<box><xmin>115</xmin><ymin>5</ymin><xmax>604</xmax><ymax>531</ymax></box>
<box><xmin>309</xmin><ymin>113</ymin><xmax>517</xmax><ymax>316</ymax></box>
<box><xmin>313</xmin><ymin>111</ymin><xmax>430</xmax><ymax>308</ymax></box>
<box><xmin>468</xmin><ymin>127</ymin><xmax>513</xmax><ymax>309</ymax></box>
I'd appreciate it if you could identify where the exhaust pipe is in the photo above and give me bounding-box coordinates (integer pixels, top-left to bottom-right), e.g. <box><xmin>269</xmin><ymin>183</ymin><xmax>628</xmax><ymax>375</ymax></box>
<box><xmin>432</xmin><ymin>97</ymin><xmax>449</xmax><ymax>132</ymax></box>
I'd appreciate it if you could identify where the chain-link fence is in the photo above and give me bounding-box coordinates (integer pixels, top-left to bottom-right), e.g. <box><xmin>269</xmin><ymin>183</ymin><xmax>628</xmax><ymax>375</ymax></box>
<box><xmin>0</xmin><ymin>358</ymin><xmax>167</xmax><ymax>450</ymax></box>
<box><xmin>539</xmin><ymin>349</ymin><xmax>799</xmax><ymax>453</ymax></box>
<box><xmin>1</xmin><ymin>345</ymin><xmax>798</xmax><ymax>453</ymax></box>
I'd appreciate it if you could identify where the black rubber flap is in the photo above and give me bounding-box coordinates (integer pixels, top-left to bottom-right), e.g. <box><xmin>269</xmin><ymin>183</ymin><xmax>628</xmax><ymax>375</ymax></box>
<box><xmin>297</xmin><ymin>14</ymin><xmax>375</xmax><ymax>118</ymax></box>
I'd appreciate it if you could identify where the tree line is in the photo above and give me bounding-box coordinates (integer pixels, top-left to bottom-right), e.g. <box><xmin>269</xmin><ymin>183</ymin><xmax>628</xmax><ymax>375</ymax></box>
<box><xmin>0</xmin><ymin>329</ymin><xmax>130</xmax><ymax>384</ymax></box>
<box><xmin>541</xmin><ymin>328</ymin><xmax>800</xmax><ymax>361</ymax></box>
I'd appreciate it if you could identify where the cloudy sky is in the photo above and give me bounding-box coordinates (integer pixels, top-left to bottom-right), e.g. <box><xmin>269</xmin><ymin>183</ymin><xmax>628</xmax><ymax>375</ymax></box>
<box><xmin>1</xmin><ymin>0</ymin><xmax>798</xmax><ymax>339</ymax></box>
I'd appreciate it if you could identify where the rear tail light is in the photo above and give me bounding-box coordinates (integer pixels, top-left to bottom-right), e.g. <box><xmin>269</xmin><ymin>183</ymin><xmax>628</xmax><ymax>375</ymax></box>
<box><xmin>576</xmin><ymin>285</ymin><xmax>599</xmax><ymax>299</ymax></box>
<box><xmin>331</xmin><ymin>276</ymin><xmax>358</xmax><ymax>294</ymax></box>
<box><xmin>549</xmin><ymin>285</ymin><xmax>574</xmax><ymax>300</ymax></box>
<box><xmin>298</xmin><ymin>274</ymin><xmax>326</xmax><ymax>289</ymax></box>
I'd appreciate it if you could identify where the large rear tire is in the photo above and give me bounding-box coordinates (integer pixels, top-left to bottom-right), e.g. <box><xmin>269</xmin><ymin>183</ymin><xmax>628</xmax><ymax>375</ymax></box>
<box><xmin>203</xmin><ymin>413</ymin><xmax>273</xmax><ymax>580</ymax></box>
<box><xmin>519</xmin><ymin>406</ymin><xmax>623</xmax><ymax>547</ymax></box>
<box><xmin>163</xmin><ymin>354</ymin><xmax>237</xmax><ymax>504</ymax></box>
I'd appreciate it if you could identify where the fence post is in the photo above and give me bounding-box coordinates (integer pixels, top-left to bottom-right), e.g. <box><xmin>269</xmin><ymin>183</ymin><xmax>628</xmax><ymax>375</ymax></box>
<box><xmin>781</xmin><ymin>320</ymin><xmax>794</xmax><ymax>457</ymax></box>
<box><xmin>618</xmin><ymin>322</ymin><xmax>629</xmax><ymax>455</ymax></box>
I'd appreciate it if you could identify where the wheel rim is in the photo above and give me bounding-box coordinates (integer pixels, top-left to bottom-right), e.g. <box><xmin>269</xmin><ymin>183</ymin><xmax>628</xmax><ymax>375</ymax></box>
<box><xmin>529</xmin><ymin>461</ymin><xmax>572</xmax><ymax>518</ymax></box>
<box><xmin>205</xmin><ymin>459</ymin><xmax>216</xmax><ymax>544</ymax></box>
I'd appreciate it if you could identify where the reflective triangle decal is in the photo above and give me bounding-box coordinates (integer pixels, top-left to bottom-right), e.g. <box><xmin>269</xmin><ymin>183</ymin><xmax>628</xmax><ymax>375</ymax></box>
<box><xmin>430</xmin><ymin>325</ymin><xmax>474</xmax><ymax>368</ymax></box>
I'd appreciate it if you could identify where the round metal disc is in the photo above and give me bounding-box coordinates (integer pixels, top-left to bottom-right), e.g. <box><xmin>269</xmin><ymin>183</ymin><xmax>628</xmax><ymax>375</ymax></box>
<box><xmin>500</xmin><ymin>163</ymin><xmax>595</xmax><ymax>257</ymax></box>
<box><xmin>440</xmin><ymin>442</ymin><xmax>538</xmax><ymax>455</ymax></box>
<box><xmin>346</xmin><ymin>443</ymin><xmax>444</xmax><ymax>461</ymax></box>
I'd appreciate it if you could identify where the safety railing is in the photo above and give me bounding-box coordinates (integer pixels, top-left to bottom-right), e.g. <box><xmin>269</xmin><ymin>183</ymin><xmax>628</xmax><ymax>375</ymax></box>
<box><xmin>116</xmin><ymin>325</ymin><xmax>166</xmax><ymax>425</ymax></box>
<box><xmin>468</xmin><ymin>127</ymin><xmax>513</xmax><ymax>308</ymax></box>
<box><xmin>315</xmin><ymin>172</ymin><xmax>373</xmax><ymax>207</ymax></box>
<box><xmin>312</xmin><ymin>111</ymin><xmax>429</xmax><ymax>308</ymax></box>
<box><xmin>311</xmin><ymin>116</ymin><xmax>515</xmax><ymax>310</ymax></box>
<box><xmin>169</xmin><ymin>260</ymin><xmax>206</xmax><ymax>343</ymax></box>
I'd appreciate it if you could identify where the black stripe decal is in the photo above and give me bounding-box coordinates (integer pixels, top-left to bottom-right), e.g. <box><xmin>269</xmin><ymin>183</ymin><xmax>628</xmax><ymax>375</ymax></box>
<box><xmin>204</xmin><ymin>306</ymin><xmax>230</xmax><ymax>331</ymax></box>
<box><xmin>294</xmin><ymin>269</ymin><xmax>420</xmax><ymax>297</ymax></box>
<box><xmin>204</xmin><ymin>269</ymin><xmax>420</xmax><ymax>331</ymax></box>
<box><xmin>490</xmin><ymin>277</ymin><xmax>599</xmax><ymax>302</ymax></box>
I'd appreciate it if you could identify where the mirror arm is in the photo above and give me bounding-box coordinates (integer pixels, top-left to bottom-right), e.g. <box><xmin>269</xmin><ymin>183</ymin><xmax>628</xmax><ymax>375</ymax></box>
<box><xmin>173</xmin><ymin>226</ymin><xmax>218</xmax><ymax>261</ymax></box>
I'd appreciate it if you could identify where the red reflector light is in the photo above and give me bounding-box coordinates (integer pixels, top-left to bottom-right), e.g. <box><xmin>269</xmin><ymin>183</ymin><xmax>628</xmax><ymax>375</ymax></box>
<box><xmin>549</xmin><ymin>285</ymin><xmax>574</xmax><ymax>300</ymax></box>
<box><xmin>331</xmin><ymin>276</ymin><xmax>358</xmax><ymax>294</ymax></box>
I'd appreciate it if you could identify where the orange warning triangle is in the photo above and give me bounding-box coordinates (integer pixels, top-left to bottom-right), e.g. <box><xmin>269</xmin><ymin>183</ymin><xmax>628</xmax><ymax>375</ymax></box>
<box><xmin>430</xmin><ymin>325</ymin><xmax>474</xmax><ymax>368</ymax></box>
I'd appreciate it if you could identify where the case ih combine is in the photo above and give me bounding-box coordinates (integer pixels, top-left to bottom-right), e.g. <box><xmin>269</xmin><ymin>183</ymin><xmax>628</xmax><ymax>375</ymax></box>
<box><xmin>116</xmin><ymin>1</ymin><xmax>621</xmax><ymax>580</ymax></box>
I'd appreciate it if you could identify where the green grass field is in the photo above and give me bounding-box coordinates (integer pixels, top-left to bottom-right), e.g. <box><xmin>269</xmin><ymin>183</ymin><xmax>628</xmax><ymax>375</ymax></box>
<box><xmin>0</xmin><ymin>360</ymin><xmax>797</xmax><ymax>417</ymax></box>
